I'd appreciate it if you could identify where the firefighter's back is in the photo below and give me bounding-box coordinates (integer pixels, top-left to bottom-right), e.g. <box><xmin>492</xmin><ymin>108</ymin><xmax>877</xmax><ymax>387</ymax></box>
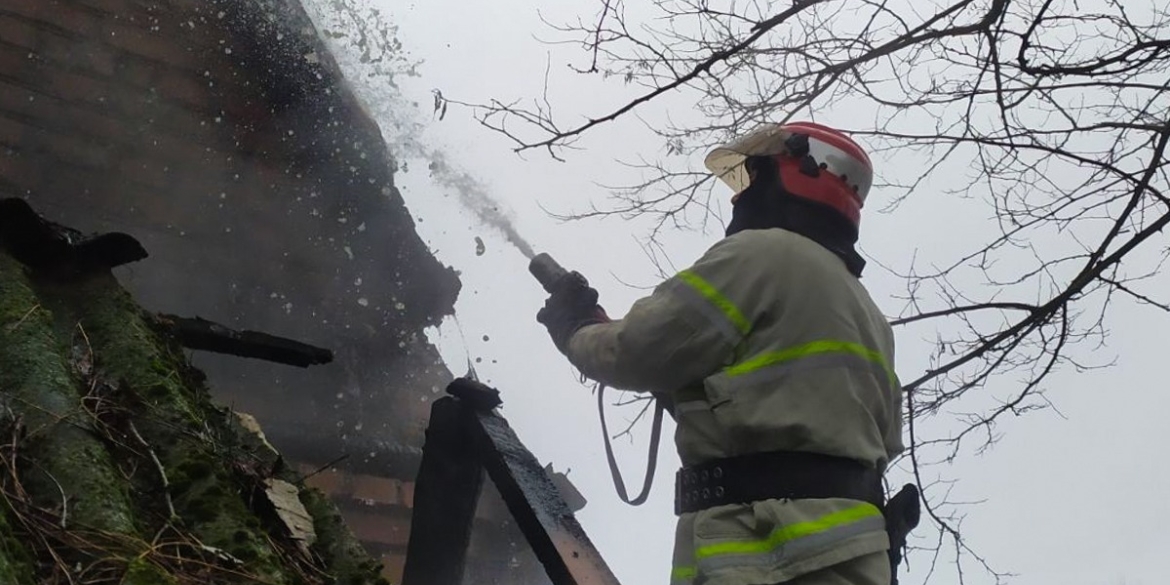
<box><xmin>670</xmin><ymin>227</ymin><xmax>901</xmax><ymax>585</ymax></box>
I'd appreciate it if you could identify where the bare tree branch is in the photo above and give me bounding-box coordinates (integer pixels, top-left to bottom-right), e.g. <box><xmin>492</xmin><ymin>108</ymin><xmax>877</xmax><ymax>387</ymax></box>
<box><xmin>442</xmin><ymin>0</ymin><xmax>1170</xmax><ymax>580</ymax></box>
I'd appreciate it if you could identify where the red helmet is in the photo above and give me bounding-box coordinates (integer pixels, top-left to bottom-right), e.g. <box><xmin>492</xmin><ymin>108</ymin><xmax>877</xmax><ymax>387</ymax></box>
<box><xmin>704</xmin><ymin>122</ymin><xmax>873</xmax><ymax>228</ymax></box>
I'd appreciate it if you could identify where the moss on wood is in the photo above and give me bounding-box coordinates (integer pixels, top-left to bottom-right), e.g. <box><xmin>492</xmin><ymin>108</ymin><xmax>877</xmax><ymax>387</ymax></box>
<box><xmin>0</xmin><ymin>253</ymin><xmax>137</xmax><ymax>535</ymax></box>
<box><xmin>58</xmin><ymin>273</ymin><xmax>292</xmax><ymax>583</ymax></box>
<box><xmin>0</xmin><ymin>237</ymin><xmax>390</xmax><ymax>583</ymax></box>
<box><xmin>300</xmin><ymin>487</ymin><xmax>390</xmax><ymax>585</ymax></box>
<box><xmin>0</xmin><ymin>503</ymin><xmax>34</xmax><ymax>584</ymax></box>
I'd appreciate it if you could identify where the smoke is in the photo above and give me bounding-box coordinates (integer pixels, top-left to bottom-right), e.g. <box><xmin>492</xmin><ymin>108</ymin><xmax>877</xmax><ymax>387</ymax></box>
<box><xmin>418</xmin><ymin>148</ymin><xmax>536</xmax><ymax>259</ymax></box>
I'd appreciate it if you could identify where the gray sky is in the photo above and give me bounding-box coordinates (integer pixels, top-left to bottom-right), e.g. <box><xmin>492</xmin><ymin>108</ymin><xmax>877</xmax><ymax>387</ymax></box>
<box><xmin>303</xmin><ymin>1</ymin><xmax>1169</xmax><ymax>583</ymax></box>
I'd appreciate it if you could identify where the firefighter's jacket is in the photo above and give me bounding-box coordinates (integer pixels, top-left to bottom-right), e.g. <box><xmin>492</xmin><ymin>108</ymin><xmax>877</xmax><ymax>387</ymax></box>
<box><xmin>566</xmin><ymin>228</ymin><xmax>903</xmax><ymax>585</ymax></box>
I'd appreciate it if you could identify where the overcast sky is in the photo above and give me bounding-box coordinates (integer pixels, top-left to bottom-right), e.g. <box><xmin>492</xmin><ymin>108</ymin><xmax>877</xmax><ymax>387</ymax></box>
<box><xmin>302</xmin><ymin>2</ymin><xmax>1169</xmax><ymax>584</ymax></box>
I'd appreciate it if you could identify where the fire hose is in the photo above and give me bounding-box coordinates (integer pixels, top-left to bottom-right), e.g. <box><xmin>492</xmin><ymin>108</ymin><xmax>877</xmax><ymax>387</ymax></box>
<box><xmin>528</xmin><ymin>252</ymin><xmax>664</xmax><ymax>506</ymax></box>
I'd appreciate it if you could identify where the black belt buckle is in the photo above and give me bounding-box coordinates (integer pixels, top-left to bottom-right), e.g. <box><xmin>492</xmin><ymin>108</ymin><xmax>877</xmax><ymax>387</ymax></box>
<box><xmin>675</xmin><ymin>463</ymin><xmax>728</xmax><ymax>514</ymax></box>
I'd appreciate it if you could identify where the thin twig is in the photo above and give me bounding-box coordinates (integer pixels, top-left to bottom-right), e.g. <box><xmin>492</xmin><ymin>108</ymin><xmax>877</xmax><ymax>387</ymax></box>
<box><xmin>4</xmin><ymin>303</ymin><xmax>41</xmax><ymax>333</ymax></box>
<box><xmin>128</xmin><ymin>421</ymin><xmax>177</xmax><ymax>522</ymax></box>
<box><xmin>296</xmin><ymin>453</ymin><xmax>350</xmax><ymax>483</ymax></box>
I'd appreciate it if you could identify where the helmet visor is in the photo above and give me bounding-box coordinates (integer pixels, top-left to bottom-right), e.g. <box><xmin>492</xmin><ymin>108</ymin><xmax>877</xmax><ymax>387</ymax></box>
<box><xmin>703</xmin><ymin>124</ymin><xmax>793</xmax><ymax>193</ymax></box>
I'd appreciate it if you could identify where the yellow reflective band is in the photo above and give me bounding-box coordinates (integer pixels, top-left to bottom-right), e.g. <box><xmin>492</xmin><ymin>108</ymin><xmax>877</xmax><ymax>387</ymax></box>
<box><xmin>726</xmin><ymin>339</ymin><xmax>898</xmax><ymax>390</ymax></box>
<box><xmin>671</xmin><ymin>566</ymin><xmax>697</xmax><ymax>581</ymax></box>
<box><xmin>694</xmin><ymin>503</ymin><xmax>882</xmax><ymax>560</ymax></box>
<box><xmin>677</xmin><ymin>270</ymin><xmax>751</xmax><ymax>335</ymax></box>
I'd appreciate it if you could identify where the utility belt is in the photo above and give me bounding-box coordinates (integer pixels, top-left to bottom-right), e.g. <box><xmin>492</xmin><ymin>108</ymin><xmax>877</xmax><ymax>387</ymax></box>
<box><xmin>674</xmin><ymin>450</ymin><xmax>920</xmax><ymax>585</ymax></box>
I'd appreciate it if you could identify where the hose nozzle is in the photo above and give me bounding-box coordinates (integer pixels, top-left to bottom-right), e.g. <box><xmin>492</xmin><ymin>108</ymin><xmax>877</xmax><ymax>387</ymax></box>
<box><xmin>529</xmin><ymin>252</ymin><xmax>570</xmax><ymax>293</ymax></box>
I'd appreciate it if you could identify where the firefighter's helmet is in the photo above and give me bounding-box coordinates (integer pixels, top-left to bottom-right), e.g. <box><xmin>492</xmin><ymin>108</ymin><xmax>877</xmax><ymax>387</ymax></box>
<box><xmin>704</xmin><ymin>122</ymin><xmax>873</xmax><ymax>228</ymax></box>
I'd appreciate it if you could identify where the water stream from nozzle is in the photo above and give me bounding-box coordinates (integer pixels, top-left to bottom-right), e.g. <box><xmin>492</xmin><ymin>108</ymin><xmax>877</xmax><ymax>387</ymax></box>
<box><xmin>423</xmin><ymin>150</ymin><xmax>536</xmax><ymax>259</ymax></box>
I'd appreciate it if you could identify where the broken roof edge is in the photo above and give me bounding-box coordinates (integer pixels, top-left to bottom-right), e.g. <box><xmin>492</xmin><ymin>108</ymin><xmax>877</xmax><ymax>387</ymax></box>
<box><xmin>213</xmin><ymin>0</ymin><xmax>463</xmax><ymax>326</ymax></box>
<box><xmin>222</xmin><ymin>0</ymin><xmax>393</xmax><ymax>167</ymax></box>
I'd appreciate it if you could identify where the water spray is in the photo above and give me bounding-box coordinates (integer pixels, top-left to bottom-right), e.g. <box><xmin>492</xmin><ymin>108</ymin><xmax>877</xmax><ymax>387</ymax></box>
<box><xmin>422</xmin><ymin>151</ymin><xmax>537</xmax><ymax>260</ymax></box>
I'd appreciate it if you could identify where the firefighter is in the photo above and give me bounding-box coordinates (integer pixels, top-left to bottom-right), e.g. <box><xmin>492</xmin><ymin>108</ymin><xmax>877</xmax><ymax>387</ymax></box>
<box><xmin>537</xmin><ymin>122</ymin><xmax>916</xmax><ymax>585</ymax></box>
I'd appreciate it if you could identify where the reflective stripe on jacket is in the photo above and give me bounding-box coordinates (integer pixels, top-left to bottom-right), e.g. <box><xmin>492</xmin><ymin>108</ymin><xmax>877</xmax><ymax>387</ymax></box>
<box><xmin>566</xmin><ymin>228</ymin><xmax>903</xmax><ymax>585</ymax></box>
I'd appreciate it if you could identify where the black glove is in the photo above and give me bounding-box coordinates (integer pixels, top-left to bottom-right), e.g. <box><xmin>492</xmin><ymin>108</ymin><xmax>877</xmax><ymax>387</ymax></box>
<box><xmin>536</xmin><ymin>272</ymin><xmax>609</xmax><ymax>353</ymax></box>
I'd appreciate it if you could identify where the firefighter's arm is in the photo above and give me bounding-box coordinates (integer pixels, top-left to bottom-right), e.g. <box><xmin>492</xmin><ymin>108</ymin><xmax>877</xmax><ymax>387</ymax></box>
<box><xmin>564</xmin><ymin>235</ymin><xmax>754</xmax><ymax>395</ymax></box>
<box><xmin>884</xmin><ymin>330</ymin><xmax>907</xmax><ymax>462</ymax></box>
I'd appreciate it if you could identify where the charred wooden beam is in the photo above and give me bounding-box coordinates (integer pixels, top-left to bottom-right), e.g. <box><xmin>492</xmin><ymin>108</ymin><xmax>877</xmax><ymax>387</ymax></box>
<box><xmin>156</xmin><ymin>314</ymin><xmax>333</xmax><ymax>367</ymax></box>
<box><xmin>0</xmin><ymin>199</ymin><xmax>331</xmax><ymax>368</ymax></box>
<box><xmin>404</xmin><ymin>378</ymin><xmax>622</xmax><ymax>585</ymax></box>
<box><xmin>0</xmin><ymin>198</ymin><xmax>147</xmax><ymax>271</ymax></box>
<box><xmin>469</xmin><ymin>393</ymin><xmax>622</xmax><ymax>585</ymax></box>
<box><xmin>401</xmin><ymin>396</ymin><xmax>485</xmax><ymax>585</ymax></box>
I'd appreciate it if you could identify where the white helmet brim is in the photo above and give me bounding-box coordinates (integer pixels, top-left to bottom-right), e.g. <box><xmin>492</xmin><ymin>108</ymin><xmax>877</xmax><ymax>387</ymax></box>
<box><xmin>703</xmin><ymin>124</ymin><xmax>793</xmax><ymax>193</ymax></box>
